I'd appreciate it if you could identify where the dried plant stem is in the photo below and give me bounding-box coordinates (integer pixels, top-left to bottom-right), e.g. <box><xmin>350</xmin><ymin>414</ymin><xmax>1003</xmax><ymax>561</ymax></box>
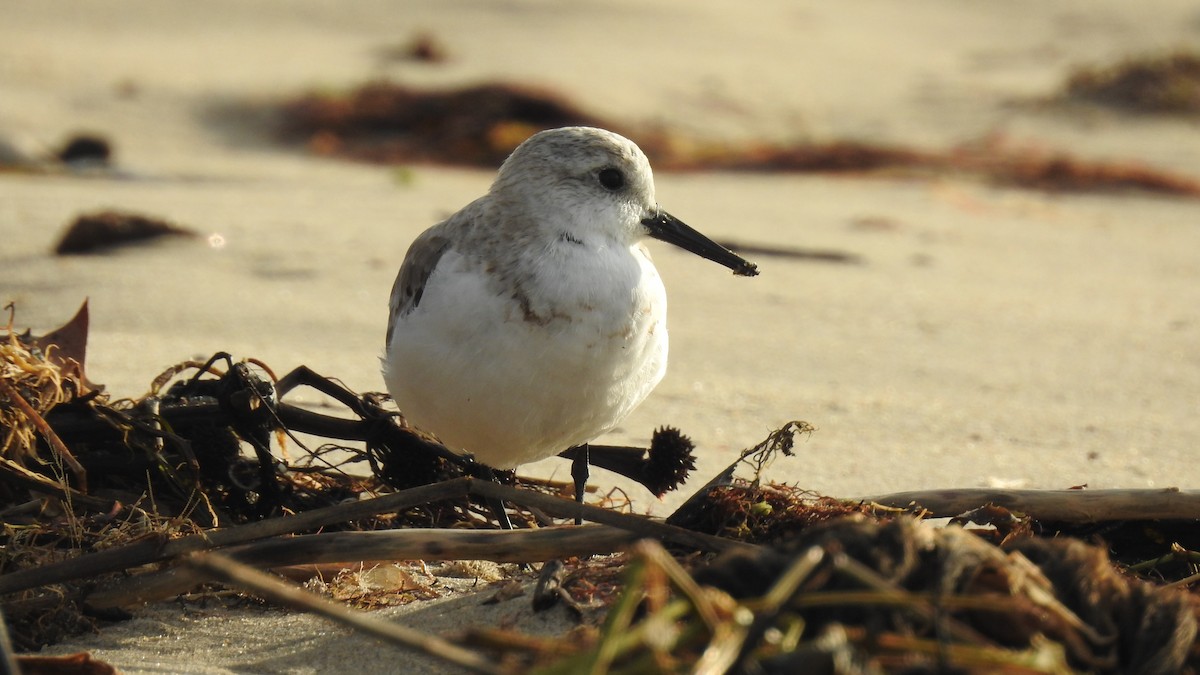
<box><xmin>717</xmin><ymin>546</ymin><xmax>827</xmax><ymax>674</ymax></box>
<box><xmin>830</xmin><ymin>552</ymin><xmax>996</xmax><ymax>647</ymax></box>
<box><xmin>842</xmin><ymin>627</ymin><xmax>1072</xmax><ymax>671</ymax></box>
<box><xmin>0</xmin><ymin>457</ymin><xmax>113</xmax><ymax>511</ymax></box>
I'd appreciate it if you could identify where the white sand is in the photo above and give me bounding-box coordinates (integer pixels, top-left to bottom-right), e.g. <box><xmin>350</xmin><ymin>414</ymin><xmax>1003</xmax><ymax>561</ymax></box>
<box><xmin>3</xmin><ymin>1</ymin><xmax>1199</xmax><ymax>672</ymax></box>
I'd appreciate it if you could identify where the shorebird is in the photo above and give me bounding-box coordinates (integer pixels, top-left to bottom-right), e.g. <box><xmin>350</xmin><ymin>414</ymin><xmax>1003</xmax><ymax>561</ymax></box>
<box><xmin>382</xmin><ymin>126</ymin><xmax>758</xmax><ymax>518</ymax></box>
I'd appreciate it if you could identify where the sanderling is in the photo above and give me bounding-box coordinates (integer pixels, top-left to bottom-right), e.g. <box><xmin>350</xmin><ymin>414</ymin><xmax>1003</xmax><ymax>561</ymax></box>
<box><xmin>382</xmin><ymin>126</ymin><xmax>757</xmax><ymax>507</ymax></box>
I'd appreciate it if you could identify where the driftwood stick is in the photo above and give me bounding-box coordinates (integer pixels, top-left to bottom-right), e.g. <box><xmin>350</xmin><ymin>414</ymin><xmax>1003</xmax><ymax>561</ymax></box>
<box><xmin>862</xmin><ymin>487</ymin><xmax>1200</xmax><ymax>522</ymax></box>
<box><xmin>87</xmin><ymin>525</ymin><xmax>641</xmax><ymax>609</ymax></box>
<box><xmin>185</xmin><ymin>552</ymin><xmax>506</xmax><ymax>675</ymax></box>
<box><xmin>0</xmin><ymin>477</ymin><xmax>744</xmax><ymax>595</ymax></box>
<box><xmin>0</xmin><ymin>478</ymin><xmax>471</xmax><ymax>596</ymax></box>
<box><xmin>466</xmin><ymin>480</ymin><xmax>746</xmax><ymax>554</ymax></box>
<box><xmin>226</xmin><ymin>523</ymin><xmax>640</xmax><ymax>566</ymax></box>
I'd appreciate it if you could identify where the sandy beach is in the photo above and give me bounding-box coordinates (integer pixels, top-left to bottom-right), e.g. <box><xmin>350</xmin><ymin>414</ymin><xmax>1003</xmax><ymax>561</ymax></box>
<box><xmin>3</xmin><ymin>1</ymin><xmax>1200</xmax><ymax>672</ymax></box>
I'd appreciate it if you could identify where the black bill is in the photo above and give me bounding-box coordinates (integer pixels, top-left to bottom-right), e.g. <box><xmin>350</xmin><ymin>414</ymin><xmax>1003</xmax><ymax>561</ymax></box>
<box><xmin>642</xmin><ymin>211</ymin><xmax>759</xmax><ymax>277</ymax></box>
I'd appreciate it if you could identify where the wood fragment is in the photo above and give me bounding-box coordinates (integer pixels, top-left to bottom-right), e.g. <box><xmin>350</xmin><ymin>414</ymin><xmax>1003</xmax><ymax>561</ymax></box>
<box><xmin>861</xmin><ymin>487</ymin><xmax>1200</xmax><ymax>522</ymax></box>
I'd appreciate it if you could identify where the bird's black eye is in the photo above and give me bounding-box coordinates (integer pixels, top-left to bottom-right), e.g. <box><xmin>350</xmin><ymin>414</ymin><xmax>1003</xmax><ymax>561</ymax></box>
<box><xmin>598</xmin><ymin>168</ymin><xmax>624</xmax><ymax>191</ymax></box>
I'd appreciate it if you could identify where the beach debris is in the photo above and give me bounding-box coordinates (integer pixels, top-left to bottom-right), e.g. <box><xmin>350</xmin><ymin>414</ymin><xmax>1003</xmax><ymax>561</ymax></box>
<box><xmin>0</xmin><ymin>132</ymin><xmax>113</xmax><ymax>175</ymax></box>
<box><xmin>947</xmin><ymin>132</ymin><xmax>1200</xmax><ymax>196</ymax></box>
<box><xmin>281</xmin><ymin>82</ymin><xmax>608</xmax><ymax>166</ymax></box>
<box><xmin>5</xmin><ymin>304</ymin><xmax>1200</xmax><ymax>671</ymax></box>
<box><xmin>276</xmin><ymin>80</ymin><xmax>1200</xmax><ymax>197</ymax></box>
<box><xmin>377</xmin><ymin>32</ymin><xmax>450</xmax><ymax>64</ymax></box>
<box><xmin>28</xmin><ymin>301</ymin><xmax>95</xmax><ymax>396</ymax></box>
<box><xmin>0</xmin><ymin>136</ymin><xmax>36</xmax><ymax>171</ymax></box>
<box><xmin>0</xmin><ymin>301</ymin><xmax>91</xmax><ymax>490</ymax></box>
<box><xmin>54</xmin><ymin>134</ymin><xmax>113</xmax><ymax>166</ymax></box>
<box><xmin>713</xmin><ymin>240</ymin><xmax>862</xmax><ymax>265</ymax></box>
<box><xmin>322</xmin><ymin>563</ymin><xmax>430</xmax><ymax>607</ymax></box>
<box><xmin>533</xmin><ymin>559</ymin><xmax>581</xmax><ymax>615</ymax></box>
<box><xmin>13</xmin><ymin>650</ymin><xmax>119</xmax><ymax>675</ymax></box>
<box><xmin>525</xmin><ymin>522</ymin><xmax>1199</xmax><ymax>674</ymax></box>
<box><xmin>1065</xmin><ymin>50</ymin><xmax>1200</xmax><ymax>115</ymax></box>
<box><xmin>0</xmin><ymin>303</ymin><xmax>702</xmax><ymax>647</ymax></box>
<box><xmin>53</xmin><ymin>210</ymin><xmax>198</xmax><ymax>255</ymax></box>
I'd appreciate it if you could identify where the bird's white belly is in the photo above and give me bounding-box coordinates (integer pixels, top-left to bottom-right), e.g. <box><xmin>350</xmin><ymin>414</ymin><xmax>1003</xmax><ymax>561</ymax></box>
<box><xmin>382</xmin><ymin>249</ymin><xmax>667</xmax><ymax>468</ymax></box>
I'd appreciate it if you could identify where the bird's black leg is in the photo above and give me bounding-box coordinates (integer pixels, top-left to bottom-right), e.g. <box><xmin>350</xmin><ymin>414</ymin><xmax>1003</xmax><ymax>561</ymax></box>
<box><xmin>468</xmin><ymin>462</ymin><xmax>514</xmax><ymax>530</ymax></box>
<box><xmin>569</xmin><ymin>443</ymin><xmax>590</xmax><ymax>525</ymax></box>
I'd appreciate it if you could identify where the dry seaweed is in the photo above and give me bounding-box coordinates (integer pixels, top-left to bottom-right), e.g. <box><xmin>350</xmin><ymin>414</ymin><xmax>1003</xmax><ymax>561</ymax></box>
<box><xmin>8</xmin><ymin>303</ymin><xmax>1200</xmax><ymax>672</ymax></box>
<box><xmin>518</xmin><ymin>522</ymin><xmax>1200</xmax><ymax>674</ymax></box>
<box><xmin>1065</xmin><ymin>51</ymin><xmax>1200</xmax><ymax>115</ymax></box>
<box><xmin>54</xmin><ymin>210</ymin><xmax>197</xmax><ymax>255</ymax></box>
<box><xmin>54</xmin><ymin>135</ymin><xmax>113</xmax><ymax>166</ymax></box>
<box><xmin>376</xmin><ymin>32</ymin><xmax>451</xmax><ymax>64</ymax></box>
<box><xmin>276</xmin><ymin>80</ymin><xmax>1200</xmax><ymax>198</ymax></box>
<box><xmin>280</xmin><ymin>82</ymin><xmax>611</xmax><ymax>166</ymax></box>
<box><xmin>0</xmin><ymin>302</ymin><xmax>92</xmax><ymax>497</ymax></box>
<box><xmin>0</xmin><ymin>304</ymin><xmax>701</xmax><ymax>649</ymax></box>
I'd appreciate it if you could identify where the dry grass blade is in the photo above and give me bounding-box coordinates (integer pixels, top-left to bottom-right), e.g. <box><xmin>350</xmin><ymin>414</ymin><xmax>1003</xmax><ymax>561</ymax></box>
<box><xmin>708</xmin><ymin>546</ymin><xmax>825</xmax><ymax>674</ymax></box>
<box><xmin>828</xmin><ymin>551</ymin><xmax>997</xmax><ymax>647</ymax></box>
<box><xmin>0</xmin><ymin>377</ymin><xmax>87</xmax><ymax>493</ymax></box>
<box><xmin>534</xmin><ymin>541</ymin><xmax>745</xmax><ymax>675</ymax></box>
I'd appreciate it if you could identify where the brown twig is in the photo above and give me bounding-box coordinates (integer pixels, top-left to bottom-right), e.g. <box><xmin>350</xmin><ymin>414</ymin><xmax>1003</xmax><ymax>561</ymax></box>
<box><xmin>0</xmin><ymin>457</ymin><xmax>115</xmax><ymax>512</ymax></box>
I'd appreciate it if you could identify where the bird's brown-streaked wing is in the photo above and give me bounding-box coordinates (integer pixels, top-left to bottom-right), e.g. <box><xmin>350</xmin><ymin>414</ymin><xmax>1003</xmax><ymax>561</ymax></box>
<box><xmin>386</xmin><ymin>229</ymin><xmax>452</xmax><ymax>346</ymax></box>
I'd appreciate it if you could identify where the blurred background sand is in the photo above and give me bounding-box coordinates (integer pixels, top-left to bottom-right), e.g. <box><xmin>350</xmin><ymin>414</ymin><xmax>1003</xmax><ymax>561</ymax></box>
<box><xmin>3</xmin><ymin>1</ymin><xmax>1199</xmax><ymax>671</ymax></box>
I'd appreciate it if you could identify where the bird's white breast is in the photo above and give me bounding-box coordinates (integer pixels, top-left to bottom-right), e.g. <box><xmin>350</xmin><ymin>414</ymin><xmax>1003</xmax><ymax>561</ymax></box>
<box><xmin>382</xmin><ymin>241</ymin><xmax>667</xmax><ymax>468</ymax></box>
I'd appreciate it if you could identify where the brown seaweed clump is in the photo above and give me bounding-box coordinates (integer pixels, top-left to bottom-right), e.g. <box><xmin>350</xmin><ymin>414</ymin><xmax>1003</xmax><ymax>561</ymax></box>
<box><xmin>533</xmin><ymin>517</ymin><xmax>1200</xmax><ymax>674</ymax></box>
<box><xmin>54</xmin><ymin>210</ymin><xmax>197</xmax><ymax>255</ymax></box>
<box><xmin>0</xmin><ymin>303</ymin><xmax>92</xmax><ymax>494</ymax></box>
<box><xmin>280</xmin><ymin>82</ymin><xmax>612</xmax><ymax>166</ymax></box>
<box><xmin>1066</xmin><ymin>51</ymin><xmax>1200</xmax><ymax>115</ymax></box>
<box><xmin>694</xmin><ymin>517</ymin><xmax>1200</xmax><ymax>673</ymax></box>
<box><xmin>277</xmin><ymin>80</ymin><xmax>1200</xmax><ymax>198</ymax></box>
<box><xmin>670</xmin><ymin>482</ymin><xmax>871</xmax><ymax>545</ymax></box>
